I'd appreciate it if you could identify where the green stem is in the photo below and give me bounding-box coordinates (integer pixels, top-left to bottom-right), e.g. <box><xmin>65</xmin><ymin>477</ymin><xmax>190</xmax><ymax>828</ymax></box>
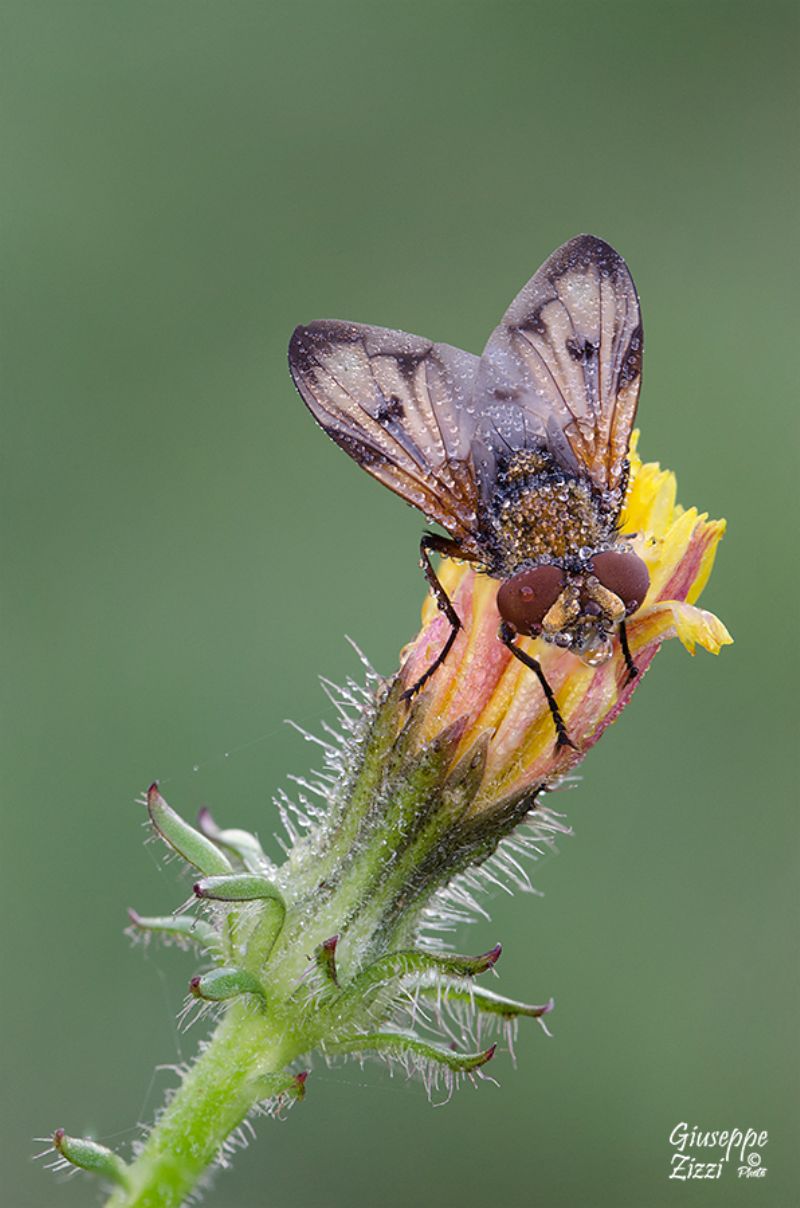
<box><xmin>104</xmin><ymin>1003</ymin><xmax>296</xmax><ymax>1208</ymax></box>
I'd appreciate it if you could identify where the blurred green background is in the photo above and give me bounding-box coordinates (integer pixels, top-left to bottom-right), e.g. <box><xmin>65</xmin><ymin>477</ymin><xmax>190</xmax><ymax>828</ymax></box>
<box><xmin>3</xmin><ymin>2</ymin><xmax>797</xmax><ymax>1205</ymax></box>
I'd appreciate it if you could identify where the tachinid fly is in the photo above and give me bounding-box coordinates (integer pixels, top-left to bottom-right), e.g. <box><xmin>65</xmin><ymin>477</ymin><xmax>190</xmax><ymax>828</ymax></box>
<box><xmin>288</xmin><ymin>235</ymin><xmax>648</xmax><ymax>749</ymax></box>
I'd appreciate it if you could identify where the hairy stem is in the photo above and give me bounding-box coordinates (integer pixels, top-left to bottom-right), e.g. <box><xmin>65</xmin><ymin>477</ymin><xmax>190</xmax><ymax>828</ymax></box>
<box><xmin>104</xmin><ymin>1003</ymin><xmax>296</xmax><ymax>1208</ymax></box>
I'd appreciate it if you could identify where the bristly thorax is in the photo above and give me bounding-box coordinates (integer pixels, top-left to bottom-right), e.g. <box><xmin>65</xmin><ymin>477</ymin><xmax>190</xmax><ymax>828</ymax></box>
<box><xmin>481</xmin><ymin>448</ymin><xmax>619</xmax><ymax>577</ymax></box>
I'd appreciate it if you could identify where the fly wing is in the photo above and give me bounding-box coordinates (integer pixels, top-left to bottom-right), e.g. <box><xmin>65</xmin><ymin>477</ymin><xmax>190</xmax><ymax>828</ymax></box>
<box><xmin>289</xmin><ymin>320</ymin><xmax>483</xmax><ymax>552</ymax></box>
<box><xmin>474</xmin><ymin>234</ymin><xmax>643</xmax><ymax>500</ymax></box>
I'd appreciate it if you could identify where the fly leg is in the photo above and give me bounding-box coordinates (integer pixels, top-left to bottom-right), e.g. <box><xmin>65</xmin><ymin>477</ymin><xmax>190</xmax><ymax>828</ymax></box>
<box><xmin>618</xmin><ymin>620</ymin><xmax>638</xmax><ymax>684</ymax></box>
<box><xmin>498</xmin><ymin>621</ymin><xmax>576</xmax><ymax>751</ymax></box>
<box><xmin>401</xmin><ymin>533</ymin><xmax>467</xmax><ymax>702</ymax></box>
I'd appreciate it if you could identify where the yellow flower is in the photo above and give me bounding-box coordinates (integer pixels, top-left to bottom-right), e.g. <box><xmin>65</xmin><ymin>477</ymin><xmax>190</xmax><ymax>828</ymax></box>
<box><xmin>400</xmin><ymin>436</ymin><xmax>731</xmax><ymax>811</ymax></box>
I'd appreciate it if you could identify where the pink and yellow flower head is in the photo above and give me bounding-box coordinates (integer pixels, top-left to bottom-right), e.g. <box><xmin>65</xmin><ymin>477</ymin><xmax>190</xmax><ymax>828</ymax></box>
<box><xmin>400</xmin><ymin>437</ymin><xmax>731</xmax><ymax>811</ymax></box>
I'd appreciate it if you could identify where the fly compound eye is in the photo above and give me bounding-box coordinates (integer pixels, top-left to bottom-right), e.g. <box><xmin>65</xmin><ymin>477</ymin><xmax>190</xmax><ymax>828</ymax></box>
<box><xmin>591</xmin><ymin>550</ymin><xmax>650</xmax><ymax>615</ymax></box>
<box><xmin>496</xmin><ymin>564</ymin><xmax>565</xmax><ymax>636</ymax></box>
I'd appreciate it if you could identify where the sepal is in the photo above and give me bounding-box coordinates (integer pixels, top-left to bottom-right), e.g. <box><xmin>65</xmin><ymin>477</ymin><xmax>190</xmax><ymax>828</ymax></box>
<box><xmin>197</xmin><ymin>807</ymin><xmax>272</xmax><ymax>873</ymax></box>
<box><xmin>252</xmin><ymin>1070</ymin><xmax>308</xmax><ymax>1103</ymax></box>
<box><xmin>147</xmin><ymin>784</ymin><xmax>232</xmax><ymax>874</ymax></box>
<box><xmin>193</xmin><ymin>873</ymin><xmax>285</xmax><ymax>905</ymax></box>
<box><xmin>189</xmin><ymin>966</ymin><xmax>266</xmax><ymax>1003</ymax></box>
<box><xmin>327</xmin><ymin>1030</ymin><xmax>496</xmax><ymax>1074</ymax></box>
<box><xmin>50</xmin><ymin>1130</ymin><xmax>130</xmax><ymax>1188</ymax></box>
<box><xmin>419</xmin><ymin>981</ymin><xmax>555</xmax><ymax>1021</ymax></box>
<box><xmin>314</xmin><ymin>935</ymin><xmax>340</xmax><ymax>989</ymax></box>
<box><xmin>191</xmin><ymin>876</ymin><xmax>288</xmax><ymax>969</ymax></box>
<box><xmin>127</xmin><ymin>908</ymin><xmax>219</xmax><ymax>953</ymax></box>
<box><xmin>337</xmin><ymin>943</ymin><xmax>502</xmax><ymax>1005</ymax></box>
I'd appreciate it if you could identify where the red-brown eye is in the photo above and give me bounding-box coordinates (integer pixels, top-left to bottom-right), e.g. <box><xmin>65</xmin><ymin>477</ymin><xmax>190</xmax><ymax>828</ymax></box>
<box><xmin>497</xmin><ymin>564</ymin><xmax>565</xmax><ymax>635</ymax></box>
<box><xmin>591</xmin><ymin>549</ymin><xmax>650</xmax><ymax>615</ymax></box>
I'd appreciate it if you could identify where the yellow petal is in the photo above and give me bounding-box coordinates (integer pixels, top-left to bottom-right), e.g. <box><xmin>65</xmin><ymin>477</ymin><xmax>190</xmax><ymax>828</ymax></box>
<box><xmin>684</xmin><ymin>518</ymin><xmax>727</xmax><ymax>605</ymax></box>
<box><xmin>622</xmin><ymin>449</ymin><xmax>678</xmax><ymax>540</ymax></box>
<box><xmin>634</xmin><ymin>600</ymin><xmax>733</xmax><ymax>656</ymax></box>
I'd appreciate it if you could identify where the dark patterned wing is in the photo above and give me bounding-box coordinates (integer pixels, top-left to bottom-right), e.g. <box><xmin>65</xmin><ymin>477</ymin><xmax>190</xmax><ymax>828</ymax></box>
<box><xmin>474</xmin><ymin>234</ymin><xmax>643</xmax><ymax>500</ymax></box>
<box><xmin>289</xmin><ymin>320</ymin><xmax>483</xmax><ymax>553</ymax></box>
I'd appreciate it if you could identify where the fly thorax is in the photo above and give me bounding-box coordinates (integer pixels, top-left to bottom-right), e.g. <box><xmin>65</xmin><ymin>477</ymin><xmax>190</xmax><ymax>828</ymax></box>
<box><xmin>490</xmin><ymin>474</ymin><xmax>608</xmax><ymax>571</ymax></box>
